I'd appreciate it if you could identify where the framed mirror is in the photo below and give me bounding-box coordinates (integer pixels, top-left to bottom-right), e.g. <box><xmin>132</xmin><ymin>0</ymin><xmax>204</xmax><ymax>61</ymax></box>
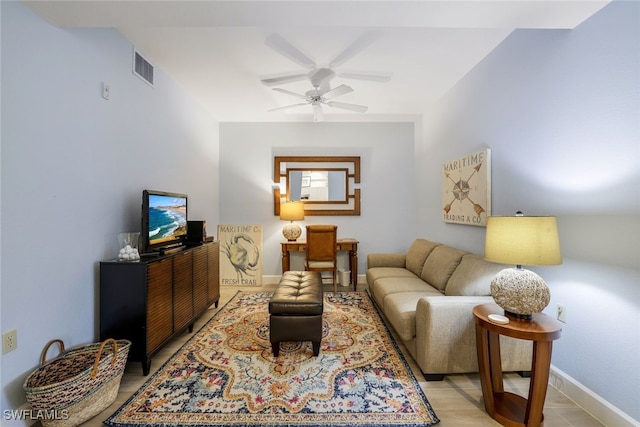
<box><xmin>274</xmin><ymin>156</ymin><xmax>361</xmax><ymax>216</ymax></box>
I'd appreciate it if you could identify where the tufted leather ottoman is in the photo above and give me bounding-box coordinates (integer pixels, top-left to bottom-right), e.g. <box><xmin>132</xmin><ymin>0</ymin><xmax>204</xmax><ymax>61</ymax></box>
<box><xmin>269</xmin><ymin>271</ymin><xmax>324</xmax><ymax>357</ymax></box>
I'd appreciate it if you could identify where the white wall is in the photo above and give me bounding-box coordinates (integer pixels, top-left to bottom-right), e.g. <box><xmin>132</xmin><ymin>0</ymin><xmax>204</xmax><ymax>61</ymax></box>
<box><xmin>418</xmin><ymin>1</ymin><xmax>639</xmax><ymax>421</ymax></box>
<box><xmin>218</xmin><ymin>122</ymin><xmax>417</xmax><ymax>277</ymax></box>
<box><xmin>0</xmin><ymin>2</ymin><xmax>220</xmax><ymax>412</ymax></box>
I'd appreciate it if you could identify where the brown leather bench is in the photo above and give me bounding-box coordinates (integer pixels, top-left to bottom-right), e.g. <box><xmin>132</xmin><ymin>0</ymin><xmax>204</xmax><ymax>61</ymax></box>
<box><xmin>269</xmin><ymin>271</ymin><xmax>323</xmax><ymax>357</ymax></box>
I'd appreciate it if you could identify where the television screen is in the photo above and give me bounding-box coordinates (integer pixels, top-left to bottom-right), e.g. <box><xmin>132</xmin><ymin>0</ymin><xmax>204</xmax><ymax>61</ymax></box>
<box><xmin>142</xmin><ymin>190</ymin><xmax>188</xmax><ymax>252</ymax></box>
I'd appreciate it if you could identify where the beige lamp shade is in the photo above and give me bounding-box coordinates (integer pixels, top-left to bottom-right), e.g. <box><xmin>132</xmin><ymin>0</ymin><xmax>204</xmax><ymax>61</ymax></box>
<box><xmin>485</xmin><ymin>215</ymin><xmax>562</xmax><ymax>318</ymax></box>
<box><xmin>280</xmin><ymin>202</ymin><xmax>305</xmax><ymax>221</ymax></box>
<box><xmin>280</xmin><ymin>202</ymin><xmax>305</xmax><ymax>241</ymax></box>
<box><xmin>485</xmin><ymin>216</ymin><xmax>562</xmax><ymax>266</ymax></box>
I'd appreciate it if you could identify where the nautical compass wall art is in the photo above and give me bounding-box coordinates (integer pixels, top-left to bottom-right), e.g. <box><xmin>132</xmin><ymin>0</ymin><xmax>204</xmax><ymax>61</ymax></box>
<box><xmin>442</xmin><ymin>148</ymin><xmax>491</xmax><ymax>226</ymax></box>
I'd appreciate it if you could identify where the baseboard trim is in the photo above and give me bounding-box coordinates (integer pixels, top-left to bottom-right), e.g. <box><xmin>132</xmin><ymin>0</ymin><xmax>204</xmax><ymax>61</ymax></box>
<box><xmin>550</xmin><ymin>366</ymin><xmax>638</xmax><ymax>427</ymax></box>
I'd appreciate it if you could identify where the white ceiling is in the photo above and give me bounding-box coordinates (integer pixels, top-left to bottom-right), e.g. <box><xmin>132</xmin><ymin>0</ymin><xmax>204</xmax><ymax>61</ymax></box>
<box><xmin>24</xmin><ymin>0</ymin><xmax>610</xmax><ymax>122</ymax></box>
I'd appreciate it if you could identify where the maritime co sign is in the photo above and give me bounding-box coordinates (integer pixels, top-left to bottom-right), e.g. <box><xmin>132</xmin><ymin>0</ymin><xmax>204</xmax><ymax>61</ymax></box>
<box><xmin>3</xmin><ymin>409</ymin><xmax>69</xmax><ymax>421</ymax></box>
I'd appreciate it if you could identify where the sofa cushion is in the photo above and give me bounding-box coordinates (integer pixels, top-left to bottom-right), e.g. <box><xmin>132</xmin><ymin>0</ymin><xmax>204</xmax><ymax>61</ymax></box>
<box><xmin>366</xmin><ymin>267</ymin><xmax>419</xmax><ymax>288</ymax></box>
<box><xmin>369</xmin><ymin>277</ymin><xmax>440</xmax><ymax>310</ymax></box>
<box><xmin>367</xmin><ymin>253</ymin><xmax>406</xmax><ymax>269</ymax></box>
<box><xmin>384</xmin><ymin>292</ymin><xmax>440</xmax><ymax>342</ymax></box>
<box><xmin>445</xmin><ymin>254</ymin><xmax>506</xmax><ymax>296</ymax></box>
<box><xmin>420</xmin><ymin>245</ymin><xmax>467</xmax><ymax>292</ymax></box>
<box><xmin>406</xmin><ymin>239</ymin><xmax>440</xmax><ymax>276</ymax></box>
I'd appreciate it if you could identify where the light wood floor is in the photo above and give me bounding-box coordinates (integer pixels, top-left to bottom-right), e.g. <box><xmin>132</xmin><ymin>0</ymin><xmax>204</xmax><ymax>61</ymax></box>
<box><xmin>82</xmin><ymin>284</ymin><xmax>604</xmax><ymax>427</ymax></box>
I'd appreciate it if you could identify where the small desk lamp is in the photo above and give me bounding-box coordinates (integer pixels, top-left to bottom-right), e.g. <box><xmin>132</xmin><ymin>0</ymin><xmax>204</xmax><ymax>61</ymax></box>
<box><xmin>484</xmin><ymin>212</ymin><xmax>562</xmax><ymax>319</ymax></box>
<box><xmin>280</xmin><ymin>201</ymin><xmax>305</xmax><ymax>241</ymax></box>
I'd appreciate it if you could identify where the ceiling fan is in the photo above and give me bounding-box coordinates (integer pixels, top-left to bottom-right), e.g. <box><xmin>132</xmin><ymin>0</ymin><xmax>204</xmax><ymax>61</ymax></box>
<box><xmin>262</xmin><ymin>31</ymin><xmax>390</xmax><ymax>120</ymax></box>
<box><xmin>268</xmin><ymin>84</ymin><xmax>368</xmax><ymax>122</ymax></box>
<box><xmin>261</xmin><ymin>32</ymin><xmax>391</xmax><ymax>87</ymax></box>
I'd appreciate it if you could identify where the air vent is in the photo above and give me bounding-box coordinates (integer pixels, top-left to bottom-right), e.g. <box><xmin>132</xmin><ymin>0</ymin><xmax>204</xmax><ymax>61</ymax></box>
<box><xmin>133</xmin><ymin>49</ymin><xmax>154</xmax><ymax>87</ymax></box>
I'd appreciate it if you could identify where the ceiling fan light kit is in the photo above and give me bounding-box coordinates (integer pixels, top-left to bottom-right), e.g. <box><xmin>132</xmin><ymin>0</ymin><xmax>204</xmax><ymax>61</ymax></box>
<box><xmin>262</xmin><ymin>32</ymin><xmax>389</xmax><ymax>121</ymax></box>
<box><xmin>312</xmin><ymin>104</ymin><xmax>324</xmax><ymax>122</ymax></box>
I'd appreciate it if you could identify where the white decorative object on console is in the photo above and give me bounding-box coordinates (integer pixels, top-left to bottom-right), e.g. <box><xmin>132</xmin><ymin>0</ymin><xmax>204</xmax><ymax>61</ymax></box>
<box><xmin>117</xmin><ymin>232</ymin><xmax>140</xmax><ymax>261</ymax></box>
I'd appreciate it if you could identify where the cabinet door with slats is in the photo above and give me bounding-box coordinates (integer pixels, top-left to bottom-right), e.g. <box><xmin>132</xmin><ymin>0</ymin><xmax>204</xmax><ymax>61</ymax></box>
<box><xmin>146</xmin><ymin>258</ymin><xmax>173</xmax><ymax>354</ymax></box>
<box><xmin>173</xmin><ymin>251</ymin><xmax>194</xmax><ymax>331</ymax></box>
<box><xmin>192</xmin><ymin>245</ymin><xmax>209</xmax><ymax>315</ymax></box>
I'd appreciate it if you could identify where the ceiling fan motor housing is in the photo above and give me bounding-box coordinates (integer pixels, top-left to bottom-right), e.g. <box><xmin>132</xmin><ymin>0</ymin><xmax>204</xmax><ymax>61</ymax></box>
<box><xmin>308</xmin><ymin>68</ymin><xmax>335</xmax><ymax>88</ymax></box>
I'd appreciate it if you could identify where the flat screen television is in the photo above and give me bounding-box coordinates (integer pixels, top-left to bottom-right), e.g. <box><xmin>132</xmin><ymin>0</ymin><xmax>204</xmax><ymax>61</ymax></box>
<box><xmin>141</xmin><ymin>189</ymin><xmax>188</xmax><ymax>253</ymax></box>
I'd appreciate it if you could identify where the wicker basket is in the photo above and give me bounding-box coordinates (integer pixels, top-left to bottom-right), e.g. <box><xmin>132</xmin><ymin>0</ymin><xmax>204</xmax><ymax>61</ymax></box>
<box><xmin>23</xmin><ymin>338</ymin><xmax>131</xmax><ymax>427</ymax></box>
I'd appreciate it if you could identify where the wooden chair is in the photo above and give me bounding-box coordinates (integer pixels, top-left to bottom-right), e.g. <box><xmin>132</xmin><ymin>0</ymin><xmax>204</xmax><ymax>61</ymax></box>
<box><xmin>304</xmin><ymin>225</ymin><xmax>338</xmax><ymax>292</ymax></box>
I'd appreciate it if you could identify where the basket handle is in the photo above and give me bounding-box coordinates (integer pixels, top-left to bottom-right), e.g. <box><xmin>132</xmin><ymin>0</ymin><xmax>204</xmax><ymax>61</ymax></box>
<box><xmin>90</xmin><ymin>338</ymin><xmax>118</xmax><ymax>378</ymax></box>
<box><xmin>40</xmin><ymin>339</ymin><xmax>65</xmax><ymax>365</ymax></box>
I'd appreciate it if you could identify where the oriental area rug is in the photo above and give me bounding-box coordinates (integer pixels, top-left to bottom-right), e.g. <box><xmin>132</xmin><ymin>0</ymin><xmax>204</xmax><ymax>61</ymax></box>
<box><xmin>105</xmin><ymin>291</ymin><xmax>440</xmax><ymax>427</ymax></box>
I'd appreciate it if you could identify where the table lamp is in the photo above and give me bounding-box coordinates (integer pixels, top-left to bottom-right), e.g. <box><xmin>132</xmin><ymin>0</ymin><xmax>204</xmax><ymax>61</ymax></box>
<box><xmin>484</xmin><ymin>212</ymin><xmax>562</xmax><ymax>319</ymax></box>
<box><xmin>280</xmin><ymin>201</ymin><xmax>305</xmax><ymax>241</ymax></box>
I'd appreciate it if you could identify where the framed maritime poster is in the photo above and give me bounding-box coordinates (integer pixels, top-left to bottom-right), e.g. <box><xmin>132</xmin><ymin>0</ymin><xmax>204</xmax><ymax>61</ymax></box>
<box><xmin>442</xmin><ymin>149</ymin><xmax>491</xmax><ymax>226</ymax></box>
<box><xmin>218</xmin><ymin>224</ymin><xmax>262</xmax><ymax>286</ymax></box>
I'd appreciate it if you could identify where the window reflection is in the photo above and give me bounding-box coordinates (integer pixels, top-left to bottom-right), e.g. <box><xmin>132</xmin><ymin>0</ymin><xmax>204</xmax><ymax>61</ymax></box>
<box><xmin>289</xmin><ymin>170</ymin><xmax>347</xmax><ymax>202</ymax></box>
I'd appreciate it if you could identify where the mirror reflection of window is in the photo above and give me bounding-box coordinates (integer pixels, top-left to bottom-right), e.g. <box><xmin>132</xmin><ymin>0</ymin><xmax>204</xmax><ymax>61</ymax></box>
<box><xmin>327</xmin><ymin>171</ymin><xmax>345</xmax><ymax>201</ymax></box>
<box><xmin>288</xmin><ymin>170</ymin><xmax>346</xmax><ymax>202</ymax></box>
<box><xmin>289</xmin><ymin>170</ymin><xmax>303</xmax><ymax>201</ymax></box>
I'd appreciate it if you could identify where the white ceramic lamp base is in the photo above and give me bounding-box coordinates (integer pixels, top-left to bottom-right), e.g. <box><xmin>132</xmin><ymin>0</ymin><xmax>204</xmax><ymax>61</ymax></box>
<box><xmin>282</xmin><ymin>223</ymin><xmax>302</xmax><ymax>241</ymax></box>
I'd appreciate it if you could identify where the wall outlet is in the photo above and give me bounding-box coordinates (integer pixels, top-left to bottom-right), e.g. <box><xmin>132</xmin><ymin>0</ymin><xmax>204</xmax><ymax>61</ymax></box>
<box><xmin>557</xmin><ymin>304</ymin><xmax>567</xmax><ymax>323</ymax></box>
<box><xmin>2</xmin><ymin>329</ymin><xmax>18</xmax><ymax>354</ymax></box>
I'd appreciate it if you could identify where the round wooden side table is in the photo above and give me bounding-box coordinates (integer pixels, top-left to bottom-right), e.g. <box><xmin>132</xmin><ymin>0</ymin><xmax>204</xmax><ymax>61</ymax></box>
<box><xmin>473</xmin><ymin>303</ymin><xmax>563</xmax><ymax>427</ymax></box>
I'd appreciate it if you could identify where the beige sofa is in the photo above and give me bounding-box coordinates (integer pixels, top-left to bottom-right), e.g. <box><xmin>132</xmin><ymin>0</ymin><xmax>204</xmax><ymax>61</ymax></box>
<box><xmin>366</xmin><ymin>238</ymin><xmax>532</xmax><ymax>380</ymax></box>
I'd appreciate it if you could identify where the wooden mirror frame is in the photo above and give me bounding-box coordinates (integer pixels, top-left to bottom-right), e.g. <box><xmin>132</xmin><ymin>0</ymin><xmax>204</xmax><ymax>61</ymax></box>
<box><xmin>274</xmin><ymin>156</ymin><xmax>361</xmax><ymax>216</ymax></box>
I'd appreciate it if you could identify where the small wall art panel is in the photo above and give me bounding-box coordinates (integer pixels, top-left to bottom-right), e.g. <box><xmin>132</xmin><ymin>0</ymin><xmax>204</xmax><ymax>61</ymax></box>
<box><xmin>218</xmin><ymin>224</ymin><xmax>262</xmax><ymax>286</ymax></box>
<box><xmin>442</xmin><ymin>149</ymin><xmax>491</xmax><ymax>226</ymax></box>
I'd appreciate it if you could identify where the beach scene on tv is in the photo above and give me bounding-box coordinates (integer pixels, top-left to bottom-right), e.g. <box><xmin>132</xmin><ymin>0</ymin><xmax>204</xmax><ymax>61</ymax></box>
<box><xmin>148</xmin><ymin>195</ymin><xmax>187</xmax><ymax>244</ymax></box>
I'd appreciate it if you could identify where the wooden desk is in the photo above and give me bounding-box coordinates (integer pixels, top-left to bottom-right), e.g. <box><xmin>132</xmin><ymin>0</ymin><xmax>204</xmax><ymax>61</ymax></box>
<box><xmin>281</xmin><ymin>238</ymin><xmax>359</xmax><ymax>290</ymax></box>
<box><xmin>473</xmin><ymin>304</ymin><xmax>562</xmax><ymax>427</ymax></box>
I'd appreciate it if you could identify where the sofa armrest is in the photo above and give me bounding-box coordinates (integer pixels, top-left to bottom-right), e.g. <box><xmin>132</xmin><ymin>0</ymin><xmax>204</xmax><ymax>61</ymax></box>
<box><xmin>367</xmin><ymin>253</ymin><xmax>406</xmax><ymax>268</ymax></box>
<box><xmin>415</xmin><ymin>296</ymin><xmax>494</xmax><ymax>374</ymax></box>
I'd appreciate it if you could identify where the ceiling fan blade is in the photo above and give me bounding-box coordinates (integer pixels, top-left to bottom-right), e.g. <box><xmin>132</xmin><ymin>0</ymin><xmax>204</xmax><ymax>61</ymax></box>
<box><xmin>326</xmin><ymin>101</ymin><xmax>368</xmax><ymax>113</ymax></box>
<box><xmin>328</xmin><ymin>30</ymin><xmax>382</xmax><ymax>68</ymax></box>
<box><xmin>336</xmin><ymin>71</ymin><xmax>392</xmax><ymax>83</ymax></box>
<box><xmin>265</xmin><ymin>33</ymin><xmax>316</xmax><ymax>69</ymax></box>
<box><xmin>321</xmin><ymin>84</ymin><xmax>353</xmax><ymax>100</ymax></box>
<box><xmin>312</xmin><ymin>104</ymin><xmax>325</xmax><ymax>122</ymax></box>
<box><xmin>261</xmin><ymin>73</ymin><xmax>308</xmax><ymax>86</ymax></box>
<box><xmin>272</xmin><ymin>88</ymin><xmax>308</xmax><ymax>100</ymax></box>
<box><xmin>268</xmin><ymin>102</ymin><xmax>309</xmax><ymax>112</ymax></box>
